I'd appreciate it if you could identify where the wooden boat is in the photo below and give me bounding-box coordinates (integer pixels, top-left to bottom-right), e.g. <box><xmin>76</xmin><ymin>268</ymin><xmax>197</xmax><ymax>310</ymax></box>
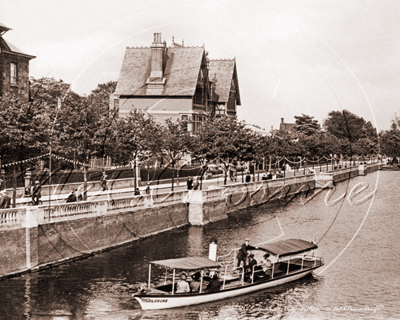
<box><xmin>133</xmin><ymin>239</ymin><xmax>324</xmax><ymax>310</ymax></box>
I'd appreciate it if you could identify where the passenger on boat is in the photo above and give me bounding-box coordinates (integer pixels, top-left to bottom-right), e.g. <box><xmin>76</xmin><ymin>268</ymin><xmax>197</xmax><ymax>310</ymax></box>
<box><xmin>237</xmin><ymin>239</ymin><xmax>258</xmax><ymax>268</ymax></box>
<box><xmin>176</xmin><ymin>273</ymin><xmax>190</xmax><ymax>293</ymax></box>
<box><xmin>247</xmin><ymin>254</ymin><xmax>257</xmax><ymax>273</ymax></box>
<box><xmin>205</xmin><ymin>273</ymin><xmax>221</xmax><ymax>293</ymax></box>
<box><xmin>246</xmin><ymin>254</ymin><xmax>260</xmax><ymax>281</ymax></box>
<box><xmin>190</xmin><ymin>272</ymin><xmax>201</xmax><ymax>292</ymax></box>
<box><xmin>261</xmin><ymin>253</ymin><xmax>273</xmax><ymax>277</ymax></box>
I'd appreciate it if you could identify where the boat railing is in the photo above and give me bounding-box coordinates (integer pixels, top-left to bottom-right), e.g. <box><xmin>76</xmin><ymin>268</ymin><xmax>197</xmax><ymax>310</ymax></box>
<box><xmin>231</xmin><ymin>266</ymin><xmax>245</xmax><ymax>286</ymax></box>
<box><xmin>251</xmin><ymin>264</ymin><xmax>267</xmax><ymax>284</ymax></box>
<box><xmin>217</xmin><ymin>248</ymin><xmax>237</xmax><ymax>267</ymax></box>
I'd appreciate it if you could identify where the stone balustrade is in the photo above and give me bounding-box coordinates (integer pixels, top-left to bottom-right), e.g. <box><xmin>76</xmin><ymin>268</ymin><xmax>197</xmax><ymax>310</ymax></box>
<box><xmin>42</xmin><ymin>200</ymin><xmax>106</xmax><ymax>222</ymax></box>
<box><xmin>0</xmin><ymin>207</ymin><xmax>26</xmax><ymax>229</ymax></box>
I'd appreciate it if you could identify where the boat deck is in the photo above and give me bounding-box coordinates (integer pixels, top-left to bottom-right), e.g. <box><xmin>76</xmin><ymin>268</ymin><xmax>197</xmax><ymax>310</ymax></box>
<box><xmin>149</xmin><ymin>259</ymin><xmax>322</xmax><ymax>295</ymax></box>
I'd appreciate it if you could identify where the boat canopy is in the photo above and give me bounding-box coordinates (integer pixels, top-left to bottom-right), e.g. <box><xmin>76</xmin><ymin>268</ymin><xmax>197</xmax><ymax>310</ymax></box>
<box><xmin>150</xmin><ymin>257</ymin><xmax>221</xmax><ymax>270</ymax></box>
<box><xmin>258</xmin><ymin>239</ymin><xmax>317</xmax><ymax>257</ymax></box>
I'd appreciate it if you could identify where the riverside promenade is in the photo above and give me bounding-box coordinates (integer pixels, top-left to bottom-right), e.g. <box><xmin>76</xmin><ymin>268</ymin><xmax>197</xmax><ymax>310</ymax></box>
<box><xmin>0</xmin><ymin>161</ymin><xmax>383</xmax><ymax>279</ymax></box>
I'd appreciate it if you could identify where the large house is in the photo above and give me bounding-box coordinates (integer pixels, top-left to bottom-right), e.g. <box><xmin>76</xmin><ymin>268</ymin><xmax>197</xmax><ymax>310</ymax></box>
<box><xmin>0</xmin><ymin>23</ymin><xmax>35</xmax><ymax>103</ymax></box>
<box><xmin>110</xmin><ymin>33</ymin><xmax>240</xmax><ymax>132</ymax></box>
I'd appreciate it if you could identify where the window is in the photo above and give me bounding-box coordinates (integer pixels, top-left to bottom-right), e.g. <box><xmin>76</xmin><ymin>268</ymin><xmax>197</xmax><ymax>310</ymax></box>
<box><xmin>10</xmin><ymin>63</ymin><xmax>17</xmax><ymax>85</ymax></box>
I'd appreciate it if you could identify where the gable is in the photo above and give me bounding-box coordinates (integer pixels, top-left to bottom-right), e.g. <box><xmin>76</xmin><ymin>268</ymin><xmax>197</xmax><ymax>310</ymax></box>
<box><xmin>209</xmin><ymin>59</ymin><xmax>240</xmax><ymax>105</ymax></box>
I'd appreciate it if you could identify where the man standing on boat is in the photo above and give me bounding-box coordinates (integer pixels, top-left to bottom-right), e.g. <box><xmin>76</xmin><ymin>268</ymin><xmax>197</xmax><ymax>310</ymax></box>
<box><xmin>237</xmin><ymin>239</ymin><xmax>258</xmax><ymax>268</ymax></box>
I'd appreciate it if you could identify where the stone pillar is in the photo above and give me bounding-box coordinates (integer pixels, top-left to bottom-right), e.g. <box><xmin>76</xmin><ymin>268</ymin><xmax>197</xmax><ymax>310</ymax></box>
<box><xmin>24</xmin><ymin>207</ymin><xmax>39</xmax><ymax>269</ymax></box>
<box><xmin>188</xmin><ymin>190</ymin><xmax>206</xmax><ymax>225</ymax></box>
<box><xmin>359</xmin><ymin>164</ymin><xmax>366</xmax><ymax>176</ymax></box>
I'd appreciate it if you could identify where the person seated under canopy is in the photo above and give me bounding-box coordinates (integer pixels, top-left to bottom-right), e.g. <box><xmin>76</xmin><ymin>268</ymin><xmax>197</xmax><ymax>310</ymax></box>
<box><xmin>176</xmin><ymin>273</ymin><xmax>190</xmax><ymax>293</ymax></box>
<box><xmin>205</xmin><ymin>273</ymin><xmax>221</xmax><ymax>293</ymax></box>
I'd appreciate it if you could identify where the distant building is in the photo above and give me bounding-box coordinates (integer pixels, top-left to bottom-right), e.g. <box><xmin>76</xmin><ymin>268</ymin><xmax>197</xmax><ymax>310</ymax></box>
<box><xmin>279</xmin><ymin>117</ymin><xmax>295</xmax><ymax>133</ymax></box>
<box><xmin>0</xmin><ymin>23</ymin><xmax>35</xmax><ymax>103</ymax></box>
<box><xmin>244</xmin><ymin>123</ymin><xmax>270</xmax><ymax>136</ymax></box>
<box><xmin>111</xmin><ymin>33</ymin><xmax>240</xmax><ymax>132</ymax></box>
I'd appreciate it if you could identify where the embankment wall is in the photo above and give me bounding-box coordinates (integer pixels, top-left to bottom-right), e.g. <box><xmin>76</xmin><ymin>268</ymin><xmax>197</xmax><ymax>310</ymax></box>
<box><xmin>0</xmin><ymin>162</ymin><xmax>383</xmax><ymax>279</ymax></box>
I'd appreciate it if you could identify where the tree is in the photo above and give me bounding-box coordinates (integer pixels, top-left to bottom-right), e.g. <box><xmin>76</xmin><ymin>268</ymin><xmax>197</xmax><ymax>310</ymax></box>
<box><xmin>293</xmin><ymin>114</ymin><xmax>320</xmax><ymax>136</ymax></box>
<box><xmin>379</xmin><ymin>115</ymin><xmax>400</xmax><ymax>158</ymax></box>
<box><xmin>323</xmin><ymin>110</ymin><xmax>376</xmax><ymax>142</ymax></box>
<box><xmin>87</xmin><ymin>81</ymin><xmax>117</xmax><ymax>115</ymax></box>
<box><xmin>112</xmin><ymin>109</ymin><xmax>159</xmax><ymax>164</ymax></box>
<box><xmin>0</xmin><ymin>95</ymin><xmax>52</xmax><ymax>165</ymax></box>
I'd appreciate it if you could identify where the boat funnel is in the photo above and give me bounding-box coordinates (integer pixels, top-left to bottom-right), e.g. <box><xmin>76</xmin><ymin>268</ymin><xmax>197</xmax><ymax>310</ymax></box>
<box><xmin>209</xmin><ymin>238</ymin><xmax>218</xmax><ymax>261</ymax></box>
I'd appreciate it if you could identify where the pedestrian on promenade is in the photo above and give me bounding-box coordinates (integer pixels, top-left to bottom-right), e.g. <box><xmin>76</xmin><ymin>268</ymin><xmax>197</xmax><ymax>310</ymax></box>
<box><xmin>233</xmin><ymin>168</ymin><xmax>237</xmax><ymax>181</ymax></box>
<box><xmin>245</xmin><ymin>171</ymin><xmax>251</xmax><ymax>183</ymax></box>
<box><xmin>0</xmin><ymin>190</ymin><xmax>11</xmax><ymax>209</ymax></box>
<box><xmin>31</xmin><ymin>181</ymin><xmax>41</xmax><ymax>206</ymax></box>
<box><xmin>187</xmin><ymin>176</ymin><xmax>193</xmax><ymax>190</ymax></box>
<box><xmin>145</xmin><ymin>183</ymin><xmax>151</xmax><ymax>195</ymax></box>
<box><xmin>192</xmin><ymin>177</ymin><xmax>200</xmax><ymax>190</ymax></box>
<box><xmin>100</xmin><ymin>172</ymin><xmax>107</xmax><ymax>191</ymax></box>
<box><xmin>261</xmin><ymin>173</ymin><xmax>267</xmax><ymax>181</ymax></box>
<box><xmin>66</xmin><ymin>190</ymin><xmax>77</xmax><ymax>203</ymax></box>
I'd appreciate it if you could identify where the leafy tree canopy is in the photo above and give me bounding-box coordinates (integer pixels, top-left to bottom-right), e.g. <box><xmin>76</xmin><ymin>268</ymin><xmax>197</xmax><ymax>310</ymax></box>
<box><xmin>293</xmin><ymin>114</ymin><xmax>320</xmax><ymax>136</ymax></box>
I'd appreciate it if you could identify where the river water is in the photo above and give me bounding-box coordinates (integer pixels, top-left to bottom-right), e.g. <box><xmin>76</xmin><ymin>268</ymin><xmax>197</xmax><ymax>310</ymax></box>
<box><xmin>0</xmin><ymin>171</ymin><xmax>399</xmax><ymax>319</ymax></box>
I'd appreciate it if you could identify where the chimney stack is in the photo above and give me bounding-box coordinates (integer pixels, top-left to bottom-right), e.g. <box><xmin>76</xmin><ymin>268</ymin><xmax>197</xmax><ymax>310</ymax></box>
<box><xmin>150</xmin><ymin>32</ymin><xmax>164</xmax><ymax>79</ymax></box>
<box><xmin>281</xmin><ymin>118</ymin><xmax>284</xmax><ymax>123</ymax></box>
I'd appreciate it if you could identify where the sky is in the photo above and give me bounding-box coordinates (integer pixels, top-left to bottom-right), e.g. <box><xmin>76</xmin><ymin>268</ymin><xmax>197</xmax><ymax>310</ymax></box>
<box><xmin>1</xmin><ymin>0</ymin><xmax>399</xmax><ymax>132</ymax></box>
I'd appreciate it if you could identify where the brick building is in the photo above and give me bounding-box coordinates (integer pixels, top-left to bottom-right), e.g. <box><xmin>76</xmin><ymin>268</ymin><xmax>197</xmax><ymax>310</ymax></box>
<box><xmin>111</xmin><ymin>33</ymin><xmax>240</xmax><ymax>132</ymax></box>
<box><xmin>279</xmin><ymin>117</ymin><xmax>296</xmax><ymax>133</ymax></box>
<box><xmin>0</xmin><ymin>23</ymin><xmax>35</xmax><ymax>103</ymax></box>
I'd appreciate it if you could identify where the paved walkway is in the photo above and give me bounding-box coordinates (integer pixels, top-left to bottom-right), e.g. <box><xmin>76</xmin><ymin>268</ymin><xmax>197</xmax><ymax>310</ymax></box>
<box><xmin>15</xmin><ymin>167</ymin><xmax>325</xmax><ymax>206</ymax></box>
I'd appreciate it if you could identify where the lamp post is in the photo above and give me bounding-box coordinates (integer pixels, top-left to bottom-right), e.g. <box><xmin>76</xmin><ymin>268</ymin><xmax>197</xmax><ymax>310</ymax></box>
<box><xmin>82</xmin><ymin>166</ymin><xmax>88</xmax><ymax>201</ymax></box>
<box><xmin>132</xmin><ymin>154</ymin><xmax>140</xmax><ymax>195</ymax></box>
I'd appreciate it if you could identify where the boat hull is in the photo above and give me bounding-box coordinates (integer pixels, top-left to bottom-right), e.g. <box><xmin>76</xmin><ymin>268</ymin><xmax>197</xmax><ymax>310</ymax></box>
<box><xmin>134</xmin><ymin>269</ymin><xmax>315</xmax><ymax>310</ymax></box>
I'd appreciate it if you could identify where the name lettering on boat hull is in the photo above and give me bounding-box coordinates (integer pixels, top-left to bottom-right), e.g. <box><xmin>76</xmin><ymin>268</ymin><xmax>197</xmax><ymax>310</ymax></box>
<box><xmin>142</xmin><ymin>298</ymin><xmax>168</xmax><ymax>303</ymax></box>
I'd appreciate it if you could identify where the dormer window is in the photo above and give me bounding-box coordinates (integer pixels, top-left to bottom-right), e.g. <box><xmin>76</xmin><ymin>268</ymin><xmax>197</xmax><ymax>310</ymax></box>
<box><xmin>10</xmin><ymin>63</ymin><xmax>17</xmax><ymax>85</ymax></box>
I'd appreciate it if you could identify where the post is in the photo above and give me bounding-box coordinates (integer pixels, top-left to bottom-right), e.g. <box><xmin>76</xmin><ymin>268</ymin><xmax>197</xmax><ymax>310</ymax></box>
<box><xmin>172</xmin><ymin>269</ymin><xmax>175</xmax><ymax>295</ymax></box>
<box><xmin>199</xmin><ymin>270</ymin><xmax>203</xmax><ymax>293</ymax></box>
<box><xmin>49</xmin><ymin>152</ymin><xmax>52</xmax><ymax>209</ymax></box>
<box><xmin>148</xmin><ymin>264</ymin><xmax>152</xmax><ymax>289</ymax></box>
<box><xmin>287</xmin><ymin>256</ymin><xmax>290</xmax><ymax>275</ymax></box>
<box><xmin>0</xmin><ymin>156</ymin><xmax>2</xmax><ymax>190</ymax></box>
<box><xmin>83</xmin><ymin>166</ymin><xmax>88</xmax><ymax>201</ymax></box>
<box><xmin>223</xmin><ymin>265</ymin><xmax>227</xmax><ymax>289</ymax></box>
<box><xmin>132</xmin><ymin>158</ymin><xmax>137</xmax><ymax>195</ymax></box>
<box><xmin>171</xmin><ymin>162</ymin><xmax>175</xmax><ymax>192</ymax></box>
<box><xmin>12</xmin><ymin>165</ymin><xmax>17</xmax><ymax>208</ymax></box>
<box><xmin>136</xmin><ymin>155</ymin><xmax>140</xmax><ymax>192</ymax></box>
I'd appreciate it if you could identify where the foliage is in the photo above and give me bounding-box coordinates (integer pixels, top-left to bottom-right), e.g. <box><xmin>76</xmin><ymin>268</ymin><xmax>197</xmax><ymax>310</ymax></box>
<box><xmin>111</xmin><ymin>109</ymin><xmax>160</xmax><ymax>164</ymax></box>
<box><xmin>323</xmin><ymin>110</ymin><xmax>377</xmax><ymax>142</ymax></box>
<box><xmin>293</xmin><ymin>114</ymin><xmax>321</xmax><ymax>136</ymax></box>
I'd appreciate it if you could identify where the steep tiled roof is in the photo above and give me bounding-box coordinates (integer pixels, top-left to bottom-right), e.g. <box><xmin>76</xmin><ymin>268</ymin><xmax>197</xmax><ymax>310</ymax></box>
<box><xmin>0</xmin><ymin>37</ymin><xmax>35</xmax><ymax>59</ymax></box>
<box><xmin>209</xmin><ymin>59</ymin><xmax>240</xmax><ymax>104</ymax></box>
<box><xmin>114</xmin><ymin>46</ymin><xmax>205</xmax><ymax>96</ymax></box>
<box><xmin>0</xmin><ymin>22</ymin><xmax>11</xmax><ymax>34</ymax></box>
